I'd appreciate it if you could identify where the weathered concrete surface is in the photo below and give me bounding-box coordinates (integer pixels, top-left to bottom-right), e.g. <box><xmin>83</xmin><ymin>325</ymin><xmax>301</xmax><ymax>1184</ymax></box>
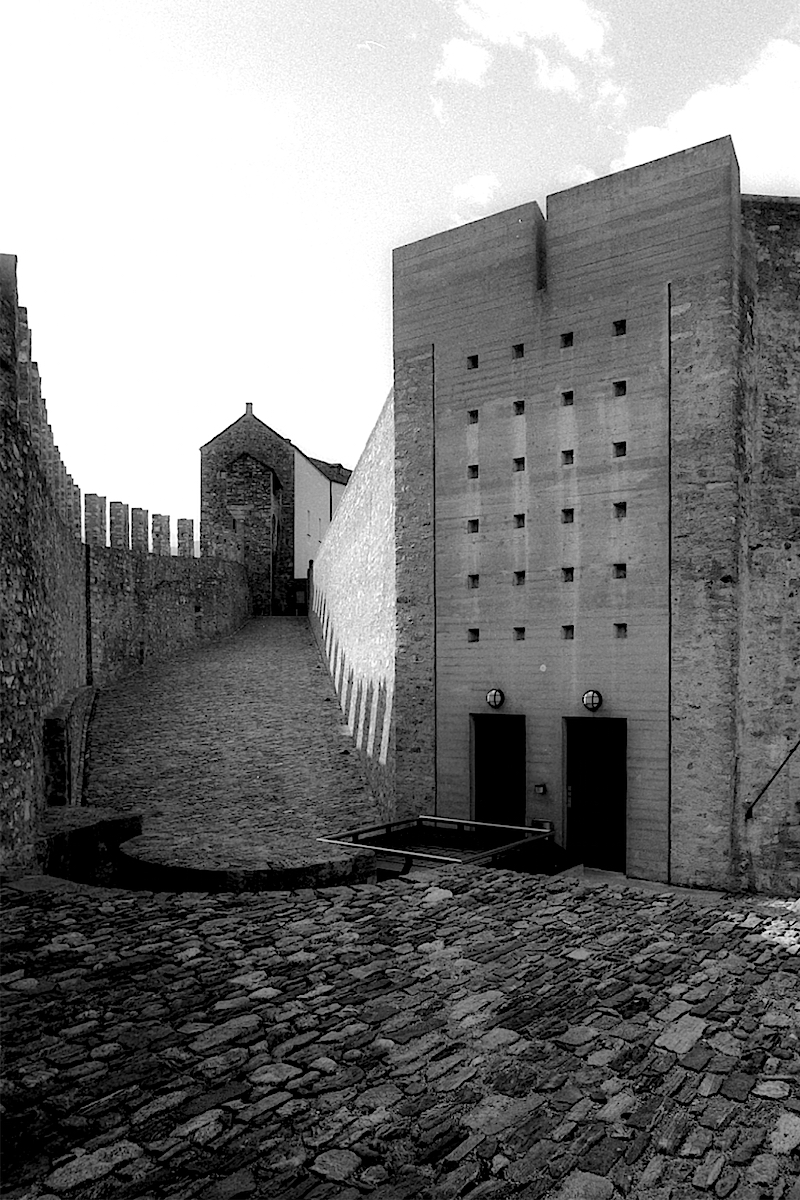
<box><xmin>81</xmin><ymin>617</ymin><xmax>382</xmax><ymax>887</ymax></box>
<box><xmin>1</xmin><ymin>869</ymin><xmax>798</xmax><ymax>1199</ymax></box>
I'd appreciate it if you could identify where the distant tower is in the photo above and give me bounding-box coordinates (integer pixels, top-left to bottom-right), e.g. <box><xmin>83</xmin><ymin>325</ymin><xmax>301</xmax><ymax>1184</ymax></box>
<box><xmin>200</xmin><ymin>403</ymin><xmax>351</xmax><ymax>615</ymax></box>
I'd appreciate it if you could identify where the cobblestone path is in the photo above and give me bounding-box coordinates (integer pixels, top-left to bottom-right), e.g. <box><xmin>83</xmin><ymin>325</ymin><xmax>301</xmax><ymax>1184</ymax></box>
<box><xmin>2</xmin><ymin>869</ymin><xmax>799</xmax><ymax>1200</ymax></box>
<box><xmin>82</xmin><ymin>619</ymin><xmax>382</xmax><ymax>883</ymax></box>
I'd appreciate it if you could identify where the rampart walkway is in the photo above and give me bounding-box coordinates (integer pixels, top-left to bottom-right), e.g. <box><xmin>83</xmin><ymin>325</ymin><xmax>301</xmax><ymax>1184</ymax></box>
<box><xmin>82</xmin><ymin>618</ymin><xmax>382</xmax><ymax>888</ymax></box>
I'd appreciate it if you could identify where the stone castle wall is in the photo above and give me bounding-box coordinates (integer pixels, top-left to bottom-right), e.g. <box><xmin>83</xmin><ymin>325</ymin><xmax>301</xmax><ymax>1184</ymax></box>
<box><xmin>0</xmin><ymin>255</ymin><xmax>251</xmax><ymax>869</ymax></box>
<box><xmin>309</xmin><ymin>393</ymin><xmax>396</xmax><ymax>816</ymax></box>
<box><xmin>736</xmin><ymin>197</ymin><xmax>800</xmax><ymax>896</ymax></box>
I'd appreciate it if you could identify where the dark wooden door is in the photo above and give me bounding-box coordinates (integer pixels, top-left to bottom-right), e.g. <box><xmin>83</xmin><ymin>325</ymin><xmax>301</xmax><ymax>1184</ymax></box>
<box><xmin>472</xmin><ymin>715</ymin><xmax>526</xmax><ymax>826</ymax></box>
<box><xmin>565</xmin><ymin>718</ymin><xmax>627</xmax><ymax>871</ymax></box>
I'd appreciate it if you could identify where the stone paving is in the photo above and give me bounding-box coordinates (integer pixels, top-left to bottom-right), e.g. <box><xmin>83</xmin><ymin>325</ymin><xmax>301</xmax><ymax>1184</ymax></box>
<box><xmin>2</xmin><ymin>867</ymin><xmax>799</xmax><ymax>1200</ymax></box>
<box><xmin>81</xmin><ymin>618</ymin><xmax>382</xmax><ymax>886</ymax></box>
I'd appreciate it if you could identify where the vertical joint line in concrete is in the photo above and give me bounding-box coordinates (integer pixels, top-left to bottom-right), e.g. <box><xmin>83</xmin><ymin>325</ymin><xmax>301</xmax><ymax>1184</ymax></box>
<box><xmin>432</xmin><ymin>342</ymin><xmax>438</xmax><ymax>817</ymax></box>
<box><xmin>84</xmin><ymin>542</ymin><xmax>93</xmax><ymax>686</ymax></box>
<box><xmin>666</xmin><ymin>281</ymin><xmax>672</xmax><ymax>884</ymax></box>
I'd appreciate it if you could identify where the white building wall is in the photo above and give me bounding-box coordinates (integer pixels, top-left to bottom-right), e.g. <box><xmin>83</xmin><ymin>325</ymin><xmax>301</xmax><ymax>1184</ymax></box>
<box><xmin>294</xmin><ymin>450</ymin><xmax>334</xmax><ymax>578</ymax></box>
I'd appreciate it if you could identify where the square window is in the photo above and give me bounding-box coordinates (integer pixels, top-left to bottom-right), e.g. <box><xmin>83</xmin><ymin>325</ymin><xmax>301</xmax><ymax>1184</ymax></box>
<box><xmin>561</xmin><ymin>449</ymin><xmax>574</xmax><ymax>465</ymax></box>
<box><xmin>512</xmin><ymin>343</ymin><xmax>525</xmax><ymax>359</ymax></box>
<box><xmin>513</xmin><ymin>627</ymin><xmax>525</xmax><ymax>640</ymax></box>
<box><xmin>615</xmin><ymin>623</ymin><xmax>628</xmax><ymax>639</ymax></box>
<box><xmin>467</xmin><ymin>354</ymin><xmax>479</xmax><ymax>370</ymax></box>
<box><xmin>513</xmin><ymin>570</ymin><xmax>526</xmax><ymax>586</ymax></box>
<box><xmin>613</xmin><ymin>380</ymin><xmax>627</xmax><ymax>396</ymax></box>
<box><xmin>513</xmin><ymin>457</ymin><xmax>525</xmax><ymax>472</ymax></box>
<box><xmin>613</xmin><ymin>563</ymin><xmax>627</xmax><ymax>579</ymax></box>
<box><xmin>513</xmin><ymin>400</ymin><xmax>525</xmax><ymax>415</ymax></box>
<box><xmin>561</xmin><ymin>508</ymin><xmax>574</xmax><ymax>524</ymax></box>
<box><xmin>613</xmin><ymin>319</ymin><xmax>627</xmax><ymax>336</ymax></box>
<box><xmin>468</xmin><ymin>518</ymin><xmax>479</xmax><ymax>533</ymax></box>
<box><xmin>561</xmin><ymin>390</ymin><xmax>574</xmax><ymax>406</ymax></box>
<box><xmin>513</xmin><ymin>513</ymin><xmax>525</xmax><ymax>528</ymax></box>
<box><xmin>468</xmin><ymin>574</ymin><xmax>479</xmax><ymax>589</ymax></box>
<box><xmin>614</xmin><ymin>502</ymin><xmax>627</xmax><ymax>519</ymax></box>
<box><xmin>561</xmin><ymin>332</ymin><xmax>574</xmax><ymax>348</ymax></box>
<box><xmin>562</xmin><ymin>567</ymin><xmax>574</xmax><ymax>582</ymax></box>
<box><xmin>613</xmin><ymin>441</ymin><xmax>627</xmax><ymax>457</ymax></box>
<box><xmin>468</xmin><ymin>409</ymin><xmax>479</xmax><ymax>424</ymax></box>
<box><xmin>562</xmin><ymin>625</ymin><xmax>575</xmax><ymax>640</ymax></box>
<box><xmin>468</xmin><ymin>464</ymin><xmax>479</xmax><ymax>479</ymax></box>
<box><xmin>468</xmin><ymin>628</ymin><xmax>480</xmax><ymax>643</ymax></box>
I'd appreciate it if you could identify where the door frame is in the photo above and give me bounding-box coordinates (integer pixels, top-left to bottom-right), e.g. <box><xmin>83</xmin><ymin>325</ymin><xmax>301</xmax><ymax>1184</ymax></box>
<box><xmin>470</xmin><ymin>712</ymin><xmax>527</xmax><ymax>825</ymax></box>
<box><xmin>562</xmin><ymin>716</ymin><xmax>628</xmax><ymax>869</ymax></box>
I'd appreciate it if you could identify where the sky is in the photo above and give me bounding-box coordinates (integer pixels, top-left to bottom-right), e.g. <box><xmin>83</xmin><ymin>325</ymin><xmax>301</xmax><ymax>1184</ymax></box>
<box><xmin>3</xmin><ymin>0</ymin><xmax>800</xmax><ymax>538</ymax></box>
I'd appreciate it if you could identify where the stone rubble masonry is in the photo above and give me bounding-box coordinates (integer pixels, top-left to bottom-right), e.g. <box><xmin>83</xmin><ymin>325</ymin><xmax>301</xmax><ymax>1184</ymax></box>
<box><xmin>109</xmin><ymin>502</ymin><xmax>130</xmax><ymax>550</ymax></box>
<box><xmin>152</xmin><ymin>513</ymin><xmax>170</xmax><ymax>556</ymax></box>
<box><xmin>131</xmin><ymin>506</ymin><xmax>149</xmax><ymax>552</ymax></box>
<box><xmin>0</xmin><ymin>253</ymin><xmax>252</xmax><ymax>870</ymax></box>
<box><xmin>177</xmin><ymin>517</ymin><xmax>194</xmax><ymax>557</ymax></box>
<box><xmin>84</xmin><ymin>493</ymin><xmax>107</xmax><ymax>547</ymax></box>
<box><xmin>1</xmin><ymin>255</ymin><xmax>86</xmax><ymax>870</ymax></box>
<box><xmin>737</xmin><ymin>197</ymin><xmax>800</xmax><ymax>895</ymax></box>
<box><xmin>310</xmin><ymin>391</ymin><xmax>396</xmax><ymax>817</ymax></box>
<box><xmin>200</xmin><ymin>408</ymin><xmax>295</xmax><ymax>615</ymax></box>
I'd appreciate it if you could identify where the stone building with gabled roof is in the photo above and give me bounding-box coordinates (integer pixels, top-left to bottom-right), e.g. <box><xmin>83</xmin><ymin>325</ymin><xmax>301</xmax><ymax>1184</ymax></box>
<box><xmin>201</xmin><ymin>403</ymin><xmax>350</xmax><ymax>615</ymax></box>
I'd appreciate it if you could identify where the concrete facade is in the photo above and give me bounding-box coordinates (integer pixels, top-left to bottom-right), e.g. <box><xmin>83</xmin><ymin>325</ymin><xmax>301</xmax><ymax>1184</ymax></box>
<box><xmin>200</xmin><ymin>404</ymin><xmax>350</xmax><ymax>615</ymax></box>
<box><xmin>311</xmin><ymin>138</ymin><xmax>799</xmax><ymax>895</ymax></box>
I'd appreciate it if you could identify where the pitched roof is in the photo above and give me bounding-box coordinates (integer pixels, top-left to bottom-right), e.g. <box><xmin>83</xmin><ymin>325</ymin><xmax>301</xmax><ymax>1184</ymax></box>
<box><xmin>307</xmin><ymin>457</ymin><xmax>352</xmax><ymax>485</ymax></box>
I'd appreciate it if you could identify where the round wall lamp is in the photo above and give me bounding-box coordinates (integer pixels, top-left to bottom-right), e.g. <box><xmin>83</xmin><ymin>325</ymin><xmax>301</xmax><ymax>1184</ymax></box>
<box><xmin>486</xmin><ymin>688</ymin><xmax>505</xmax><ymax>709</ymax></box>
<box><xmin>582</xmin><ymin>690</ymin><xmax>603</xmax><ymax>712</ymax></box>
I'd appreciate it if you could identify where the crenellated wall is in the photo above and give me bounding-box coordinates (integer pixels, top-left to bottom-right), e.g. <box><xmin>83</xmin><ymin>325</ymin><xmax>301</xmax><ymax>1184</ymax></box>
<box><xmin>309</xmin><ymin>392</ymin><xmax>396</xmax><ymax>816</ymax></box>
<box><xmin>0</xmin><ymin>254</ymin><xmax>251</xmax><ymax>870</ymax></box>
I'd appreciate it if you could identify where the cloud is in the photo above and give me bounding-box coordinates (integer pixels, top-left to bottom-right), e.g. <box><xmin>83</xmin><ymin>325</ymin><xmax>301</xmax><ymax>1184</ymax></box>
<box><xmin>455</xmin><ymin>0</ymin><xmax>606</xmax><ymax>60</ymax></box>
<box><xmin>431</xmin><ymin>94</ymin><xmax>446</xmax><ymax>124</ymax></box>
<box><xmin>532</xmin><ymin>47</ymin><xmax>579</xmax><ymax>94</ymax></box>
<box><xmin>596</xmin><ymin>78</ymin><xmax>626</xmax><ymax>111</ymax></box>
<box><xmin>435</xmin><ymin>37</ymin><xmax>492</xmax><ymax>86</ymax></box>
<box><xmin>614</xmin><ymin>38</ymin><xmax>800</xmax><ymax>194</ymax></box>
<box><xmin>453</xmin><ymin>173</ymin><xmax>502</xmax><ymax>207</ymax></box>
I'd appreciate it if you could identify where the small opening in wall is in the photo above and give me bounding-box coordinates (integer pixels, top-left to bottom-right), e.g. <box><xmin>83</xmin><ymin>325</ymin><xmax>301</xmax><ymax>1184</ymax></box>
<box><xmin>467</xmin><ymin>354</ymin><xmax>479</xmax><ymax>370</ymax></box>
<box><xmin>468</xmin><ymin>464</ymin><xmax>479</xmax><ymax>479</ymax></box>
<box><xmin>561</xmin><ymin>390</ymin><xmax>574</xmax><ymax>406</ymax></box>
<box><xmin>613</xmin><ymin>380</ymin><xmax>627</xmax><ymax>396</ymax></box>
<box><xmin>512</xmin><ymin>343</ymin><xmax>525</xmax><ymax>359</ymax></box>
<box><xmin>615</xmin><ymin>623</ymin><xmax>628</xmax><ymax>638</ymax></box>
<box><xmin>562</xmin><ymin>625</ymin><xmax>575</xmax><ymax>640</ymax></box>
<box><xmin>468</xmin><ymin>574</ymin><xmax>479</xmax><ymax>589</ymax></box>
<box><xmin>561</xmin><ymin>449</ymin><xmax>574</xmax><ymax>465</ymax></box>
<box><xmin>468</xmin><ymin>409</ymin><xmax>479</xmax><ymax>424</ymax></box>
<box><xmin>513</xmin><ymin>627</ymin><xmax>526</xmax><ymax>640</ymax></box>
<box><xmin>513</xmin><ymin>457</ymin><xmax>526</xmax><ymax>472</ymax></box>
<box><xmin>614</xmin><ymin>502</ymin><xmax>627</xmax><ymax>519</ymax></box>
<box><xmin>613</xmin><ymin>563</ymin><xmax>627</xmax><ymax>578</ymax></box>
<box><xmin>513</xmin><ymin>571</ymin><xmax>526</xmax><ymax>586</ymax></box>
<box><xmin>561</xmin><ymin>508</ymin><xmax>574</xmax><ymax>524</ymax></box>
<box><xmin>513</xmin><ymin>513</ymin><xmax>525</xmax><ymax>528</ymax></box>
<box><xmin>513</xmin><ymin>400</ymin><xmax>525</xmax><ymax>415</ymax></box>
<box><xmin>561</xmin><ymin>332</ymin><xmax>574</xmax><ymax>348</ymax></box>
<box><xmin>613</xmin><ymin>319</ymin><xmax>627</xmax><ymax>336</ymax></box>
<box><xmin>468</xmin><ymin>628</ymin><xmax>480</xmax><ymax>643</ymax></box>
<box><xmin>468</xmin><ymin>518</ymin><xmax>479</xmax><ymax>533</ymax></box>
<box><xmin>613</xmin><ymin>441</ymin><xmax>627</xmax><ymax>457</ymax></box>
<box><xmin>562</xmin><ymin>567</ymin><xmax>574</xmax><ymax>582</ymax></box>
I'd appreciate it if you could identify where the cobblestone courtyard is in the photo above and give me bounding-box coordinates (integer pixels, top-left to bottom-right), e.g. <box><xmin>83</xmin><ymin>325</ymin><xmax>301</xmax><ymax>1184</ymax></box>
<box><xmin>2</xmin><ymin>618</ymin><xmax>799</xmax><ymax>1199</ymax></box>
<box><xmin>2</xmin><ymin>868</ymin><xmax>799</xmax><ymax>1200</ymax></box>
<box><xmin>82</xmin><ymin>619</ymin><xmax>382</xmax><ymax>885</ymax></box>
